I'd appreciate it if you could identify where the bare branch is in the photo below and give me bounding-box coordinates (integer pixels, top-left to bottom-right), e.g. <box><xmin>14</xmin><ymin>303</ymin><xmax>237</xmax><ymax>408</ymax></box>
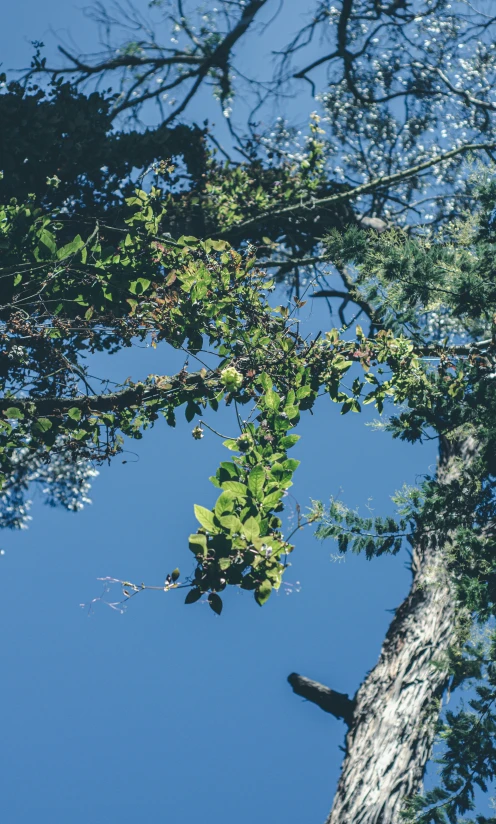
<box><xmin>287</xmin><ymin>672</ymin><xmax>355</xmax><ymax>726</ymax></box>
<box><xmin>24</xmin><ymin>0</ymin><xmax>268</xmax><ymax>123</ymax></box>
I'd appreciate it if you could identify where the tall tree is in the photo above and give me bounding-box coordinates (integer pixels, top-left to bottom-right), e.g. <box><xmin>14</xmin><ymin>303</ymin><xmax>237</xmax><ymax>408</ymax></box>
<box><xmin>4</xmin><ymin>1</ymin><xmax>496</xmax><ymax>821</ymax></box>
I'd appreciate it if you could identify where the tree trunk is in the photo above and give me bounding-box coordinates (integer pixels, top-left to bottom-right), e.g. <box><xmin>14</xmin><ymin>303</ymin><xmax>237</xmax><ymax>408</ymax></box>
<box><xmin>323</xmin><ymin>437</ymin><xmax>476</xmax><ymax>824</ymax></box>
<box><xmin>288</xmin><ymin>437</ymin><xmax>477</xmax><ymax>823</ymax></box>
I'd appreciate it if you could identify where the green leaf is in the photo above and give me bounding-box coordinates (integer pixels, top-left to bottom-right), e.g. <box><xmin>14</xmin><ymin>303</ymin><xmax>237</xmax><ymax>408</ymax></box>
<box><xmin>68</xmin><ymin>407</ymin><xmax>82</xmax><ymax>421</ymax></box>
<box><xmin>296</xmin><ymin>385</ymin><xmax>311</xmax><ymax>399</ymax></box>
<box><xmin>129</xmin><ymin>277</ymin><xmax>151</xmax><ymax>295</ymax></box>
<box><xmin>57</xmin><ymin>234</ymin><xmax>84</xmax><ymax>260</ymax></box>
<box><xmin>258</xmin><ymin>372</ymin><xmax>272</xmax><ymax>391</ymax></box>
<box><xmin>178</xmin><ymin>235</ymin><xmax>200</xmax><ymax>247</ymax></box>
<box><xmin>38</xmin><ymin>229</ymin><xmax>57</xmax><ymax>255</ymax></box>
<box><xmin>189</xmin><ymin>533</ymin><xmax>207</xmax><ymax>556</ymax></box>
<box><xmin>194</xmin><ymin>505</ymin><xmax>219</xmax><ymax>533</ymax></box>
<box><xmin>221</xmin><ymin>480</ymin><xmax>247</xmax><ymax>497</ymax></box>
<box><xmin>185</xmin><ymin>401</ymin><xmax>200</xmax><ymax>422</ymax></box>
<box><xmin>5</xmin><ymin>407</ymin><xmax>23</xmax><ymax>419</ymax></box>
<box><xmin>243</xmin><ymin>516</ymin><xmax>260</xmax><ymax>541</ymax></box>
<box><xmin>341</xmin><ymin>399</ymin><xmax>361</xmax><ymax>414</ymax></box>
<box><xmin>222</xmin><ymin>439</ymin><xmax>239</xmax><ymax>451</ymax></box>
<box><xmin>281</xmin><ymin>458</ymin><xmax>300</xmax><ymax>472</ymax></box>
<box><xmin>209</xmin><ymin>239</ymin><xmax>230</xmax><ymax>252</ymax></box>
<box><xmin>34</xmin><ymin>417</ymin><xmax>52</xmax><ymax>432</ymax></box>
<box><xmin>247</xmin><ymin>466</ymin><xmax>265</xmax><ymax>500</ymax></box>
<box><xmin>262</xmin><ymin>490</ymin><xmax>283</xmax><ymax>508</ymax></box>
<box><xmin>219</xmin><ymin>462</ymin><xmax>238</xmax><ymax>478</ymax></box>
<box><xmin>264</xmin><ymin>389</ymin><xmax>280</xmax><ymax>411</ymax></box>
<box><xmin>280</xmin><ymin>434</ymin><xmax>300</xmax><ymax>449</ymax></box>
<box><xmin>214</xmin><ymin>491</ymin><xmax>235</xmax><ymax>518</ymax></box>
<box><xmin>218</xmin><ymin>557</ymin><xmax>231</xmax><ymax>570</ymax></box>
<box><xmin>208</xmin><ymin>593</ymin><xmax>223</xmax><ymax>615</ymax></box>
<box><xmin>185</xmin><ymin>587</ymin><xmax>202</xmax><ymax>605</ymax></box>
<box><xmin>255</xmin><ymin>580</ymin><xmax>273</xmax><ymax>606</ymax></box>
<box><xmin>335</xmin><ymin>359</ymin><xmax>354</xmax><ymax>372</ymax></box>
<box><xmin>283</xmin><ymin>405</ymin><xmax>299</xmax><ymax>420</ymax></box>
<box><xmin>13</xmin><ymin>273</ymin><xmax>22</xmax><ymax>286</ymax></box>
<box><xmin>219</xmin><ymin>515</ymin><xmax>243</xmax><ymax>533</ymax></box>
<box><xmin>72</xmin><ymin>429</ymin><xmax>89</xmax><ymax>441</ymax></box>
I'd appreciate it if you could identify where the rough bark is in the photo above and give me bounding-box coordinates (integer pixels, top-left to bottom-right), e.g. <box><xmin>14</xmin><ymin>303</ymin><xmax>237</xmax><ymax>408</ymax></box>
<box><xmin>322</xmin><ymin>437</ymin><xmax>476</xmax><ymax>824</ymax></box>
<box><xmin>289</xmin><ymin>437</ymin><xmax>476</xmax><ymax>824</ymax></box>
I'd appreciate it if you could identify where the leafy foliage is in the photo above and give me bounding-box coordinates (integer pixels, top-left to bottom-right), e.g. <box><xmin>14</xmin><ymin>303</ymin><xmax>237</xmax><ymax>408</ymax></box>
<box><xmin>5</xmin><ymin>1</ymin><xmax>496</xmax><ymax>818</ymax></box>
<box><xmin>311</xmin><ymin>188</ymin><xmax>496</xmax><ymax>821</ymax></box>
<box><xmin>0</xmin><ymin>179</ymin><xmax>440</xmax><ymax>610</ymax></box>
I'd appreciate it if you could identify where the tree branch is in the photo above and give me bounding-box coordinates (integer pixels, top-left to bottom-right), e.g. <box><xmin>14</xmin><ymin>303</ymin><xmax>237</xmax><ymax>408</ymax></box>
<box><xmin>418</xmin><ymin>339</ymin><xmax>494</xmax><ymax>357</ymax></box>
<box><xmin>0</xmin><ymin>369</ymin><xmax>210</xmax><ymax>418</ymax></box>
<box><xmin>55</xmin><ymin>45</ymin><xmax>203</xmax><ymax>75</ymax></box>
<box><xmin>287</xmin><ymin>672</ymin><xmax>355</xmax><ymax>726</ymax></box>
<box><xmin>25</xmin><ymin>0</ymin><xmax>268</xmax><ymax>123</ymax></box>
<box><xmin>414</xmin><ymin>62</ymin><xmax>496</xmax><ymax>112</ymax></box>
<box><xmin>311</xmin><ymin>288</ymin><xmax>380</xmax><ymax>324</ymax></box>
<box><xmin>221</xmin><ymin>142</ymin><xmax>496</xmax><ymax>236</ymax></box>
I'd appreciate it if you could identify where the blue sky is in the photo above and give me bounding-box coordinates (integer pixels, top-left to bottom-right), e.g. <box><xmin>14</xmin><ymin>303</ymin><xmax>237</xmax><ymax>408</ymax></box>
<box><xmin>0</xmin><ymin>4</ymin><xmax>443</xmax><ymax>823</ymax></box>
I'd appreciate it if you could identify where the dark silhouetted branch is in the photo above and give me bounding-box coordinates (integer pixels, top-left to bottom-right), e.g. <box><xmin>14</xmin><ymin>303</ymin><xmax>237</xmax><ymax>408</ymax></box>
<box><xmin>287</xmin><ymin>672</ymin><xmax>355</xmax><ymax>726</ymax></box>
<box><xmin>221</xmin><ymin>142</ymin><xmax>496</xmax><ymax>236</ymax></box>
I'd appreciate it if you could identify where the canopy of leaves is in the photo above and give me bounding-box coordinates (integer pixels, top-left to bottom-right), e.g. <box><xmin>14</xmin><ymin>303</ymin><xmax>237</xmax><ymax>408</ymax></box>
<box><xmin>4</xmin><ymin>2</ymin><xmax>496</xmax><ymax>818</ymax></box>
